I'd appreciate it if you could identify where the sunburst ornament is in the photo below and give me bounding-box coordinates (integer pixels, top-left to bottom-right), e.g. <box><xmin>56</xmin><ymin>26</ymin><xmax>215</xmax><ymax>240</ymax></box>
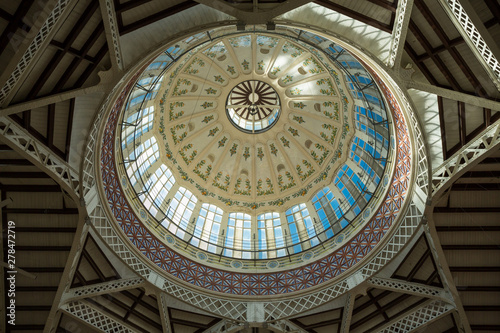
<box><xmin>226</xmin><ymin>80</ymin><xmax>281</xmax><ymax>133</ymax></box>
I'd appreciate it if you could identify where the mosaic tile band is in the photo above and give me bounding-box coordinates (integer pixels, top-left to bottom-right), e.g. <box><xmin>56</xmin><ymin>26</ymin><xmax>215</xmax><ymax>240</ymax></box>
<box><xmin>100</xmin><ymin>63</ymin><xmax>412</xmax><ymax>296</ymax></box>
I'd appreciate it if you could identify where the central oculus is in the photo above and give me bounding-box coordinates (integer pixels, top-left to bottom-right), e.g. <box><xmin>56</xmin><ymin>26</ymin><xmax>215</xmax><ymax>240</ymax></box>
<box><xmin>226</xmin><ymin>80</ymin><xmax>281</xmax><ymax>133</ymax></box>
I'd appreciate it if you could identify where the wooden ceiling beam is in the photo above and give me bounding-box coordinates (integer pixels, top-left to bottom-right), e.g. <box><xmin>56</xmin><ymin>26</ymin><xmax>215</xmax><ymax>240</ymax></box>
<box><xmin>120</xmin><ymin>1</ymin><xmax>199</xmax><ymax>35</ymax></box>
<box><xmin>414</xmin><ymin>0</ymin><xmax>488</xmax><ymax>97</ymax></box>
<box><xmin>451</xmin><ymin>183</ymin><xmax>500</xmax><ymax>191</ymax></box>
<box><xmin>409</xmin><ymin>20</ymin><xmax>462</xmax><ymax>91</ymax></box>
<box><xmin>458</xmin><ymin>101</ymin><xmax>466</xmax><ymax>146</ymax></box>
<box><xmin>415</xmin><ymin>37</ymin><xmax>464</xmax><ymax>62</ymax></box>
<box><xmin>437</xmin><ymin>226</ymin><xmax>500</xmax><ymax>232</ymax></box>
<box><xmin>3</xmin><ymin>208</ymin><xmax>78</xmax><ymax>214</ymax></box>
<box><xmin>352</xmin><ymin>290</ymin><xmax>392</xmax><ymax>315</ymax></box>
<box><xmin>14</xmin><ymin>227</ymin><xmax>77</xmax><ymax>233</ymax></box>
<box><xmin>15</xmin><ymin>246</ymin><xmax>72</xmax><ymax>251</ymax></box>
<box><xmin>314</xmin><ymin>0</ymin><xmax>393</xmax><ymax>33</ymax></box>
<box><xmin>73</xmin><ymin>44</ymin><xmax>108</xmax><ymax>89</ymax></box>
<box><xmin>26</xmin><ymin>0</ymin><xmax>100</xmax><ymax>100</ymax></box>
<box><xmin>52</xmin><ymin>23</ymin><xmax>104</xmax><ymax>94</ymax></box>
<box><xmin>464</xmin><ymin>305</ymin><xmax>500</xmax><ymax>311</ymax></box>
<box><xmin>0</xmin><ymin>159</ymin><xmax>33</xmax><ymax>165</ymax></box>
<box><xmin>457</xmin><ymin>286</ymin><xmax>500</xmax><ymax>291</ymax></box>
<box><xmin>16</xmin><ymin>286</ymin><xmax>58</xmax><ymax>291</ymax></box>
<box><xmin>0</xmin><ymin>185</ymin><xmax>61</xmax><ymax>192</ymax></box>
<box><xmin>451</xmin><ymin>266</ymin><xmax>500</xmax><ymax>272</ymax></box>
<box><xmin>20</xmin><ymin>267</ymin><xmax>65</xmax><ymax>273</ymax></box>
<box><xmin>120</xmin><ymin>290</ymin><xmax>159</xmax><ymax>314</ymax></box>
<box><xmin>366</xmin><ymin>0</ymin><xmax>397</xmax><ymax>12</ymax></box>
<box><xmin>85</xmin><ymin>298</ymin><xmax>150</xmax><ymax>333</ymax></box>
<box><xmin>434</xmin><ymin>207</ymin><xmax>500</xmax><ymax>213</ymax></box>
<box><xmin>0</xmin><ymin>0</ymin><xmax>34</xmax><ymax>57</ymax></box>
<box><xmin>115</xmin><ymin>0</ymin><xmax>152</xmax><ymax>13</ymax></box>
<box><xmin>0</xmin><ymin>172</ymin><xmax>51</xmax><ymax>178</ymax></box>
<box><xmin>442</xmin><ymin>245</ymin><xmax>500</xmax><ymax>250</ymax></box>
<box><xmin>82</xmin><ymin>249</ymin><xmax>107</xmax><ymax>282</ymax></box>
<box><xmin>49</xmin><ymin>40</ymin><xmax>96</xmax><ymax>64</ymax></box>
<box><xmin>484</xmin><ymin>0</ymin><xmax>500</xmax><ymax>24</ymax></box>
<box><xmin>64</xmin><ymin>98</ymin><xmax>75</xmax><ymax>161</ymax></box>
<box><xmin>437</xmin><ymin>96</ymin><xmax>448</xmax><ymax>159</ymax></box>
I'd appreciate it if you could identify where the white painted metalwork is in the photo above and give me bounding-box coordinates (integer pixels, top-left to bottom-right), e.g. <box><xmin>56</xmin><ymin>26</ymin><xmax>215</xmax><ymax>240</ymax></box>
<box><xmin>432</xmin><ymin>119</ymin><xmax>500</xmax><ymax>202</ymax></box>
<box><xmin>368</xmin><ymin>277</ymin><xmax>449</xmax><ymax>301</ymax></box>
<box><xmin>378</xmin><ymin>299</ymin><xmax>454</xmax><ymax>332</ymax></box>
<box><xmin>0</xmin><ymin>116</ymin><xmax>81</xmax><ymax>197</ymax></box>
<box><xmin>387</xmin><ymin>0</ymin><xmax>414</xmax><ymax>69</ymax></box>
<box><xmin>62</xmin><ymin>300</ymin><xmax>136</xmax><ymax>333</ymax></box>
<box><xmin>438</xmin><ymin>0</ymin><xmax>500</xmax><ymax>90</ymax></box>
<box><xmin>63</xmin><ymin>277</ymin><xmax>144</xmax><ymax>302</ymax></box>
<box><xmin>99</xmin><ymin>0</ymin><xmax>124</xmax><ymax>70</ymax></box>
<box><xmin>0</xmin><ymin>0</ymin><xmax>74</xmax><ymax>105</ymax></box>
<box><xmin>340</xmin><ymin>293</ymin><xmax>354</xmax><ymax>333</ymax></box>
<box><xmin>158</xmin><ymin>293</ymin><xmax>172</xmax><ymax>333</ymax></box>
<box><xmin>201</xmin><ymin>319</ymin><xmax>240</xmax><ymax>333</ymax></box>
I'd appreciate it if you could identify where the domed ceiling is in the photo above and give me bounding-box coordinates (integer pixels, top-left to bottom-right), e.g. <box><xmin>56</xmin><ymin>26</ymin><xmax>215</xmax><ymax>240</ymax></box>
<box><xmin>116</xmin><ymin>30</ymin><xmax>394</xmax><ymax>268</ymax></box>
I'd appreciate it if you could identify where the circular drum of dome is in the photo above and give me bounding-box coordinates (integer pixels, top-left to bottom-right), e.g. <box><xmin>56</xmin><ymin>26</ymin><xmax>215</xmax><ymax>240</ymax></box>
<box><xmin>95</xmin><ymin>25</ymin><xmax>422</xmax><ymax>300</ymax></box>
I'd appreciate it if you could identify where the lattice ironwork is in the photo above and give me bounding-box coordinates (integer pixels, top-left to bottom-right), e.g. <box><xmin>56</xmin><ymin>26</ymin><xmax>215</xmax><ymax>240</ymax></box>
<box><xmin>62</xmin><ymin>300</ymin><xmax>136</xmax><ymax>333</ymax></box>
<box><xmin>368</xmin><ymin>277</ymin><xmax>449</xmax><ymax>300</ymax></box>
<box><xmin>101</xmin><ymin>0</ymin><xmax>123</xmax><ymax>70</ymax></box>
<box><xmin>379</xmin><ymin>299</ymin><xmax>454</xmax><ymax>332</ymax></box>
<box><xmin>439</xmin><ymin>0</ymin><xmax>500</xmax><ymax>90</ymax></box>
<box><xmin>432</xmin><ymin>119</ymin><xmax>500</xmax><ymax>202</ymax></box>
<box><xmin>340</xmin><ymin>293</ymin><xmax>354</xmax><ymax>333</ymax></box>
<box><xmin>65</xmin><ymin>277</ymin><xmax>144</xmax><ymax>300</ymax></box>
<box><xmin>0</xmin><ymin>0</ymin><xmax>74</xmax><ymax>105</ymax></box>
<box><xmin>387</xmin><ymin>0</ymin><xmax>414</xmax><ymax>68</ymax></box>
<box><xmin>0</xmin><ymin>116</ymin><xmax>81</xmax><ymax>197</ymax></box>
<box><xmin>158</xmin><ymin>293</ymin><xmax>172</xmax><ymax>333</ymax></box>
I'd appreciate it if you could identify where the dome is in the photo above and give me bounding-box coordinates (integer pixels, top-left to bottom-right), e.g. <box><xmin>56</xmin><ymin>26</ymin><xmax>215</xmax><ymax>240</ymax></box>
<box><xmin>100</xmin><ymin>25</ymin><xmax>412</xmax><ymax>297</ymax></box>
<box><xmin>117</xmin><ymin>31</ymin><xmax>392</xmax><ymax>263</ymax></box>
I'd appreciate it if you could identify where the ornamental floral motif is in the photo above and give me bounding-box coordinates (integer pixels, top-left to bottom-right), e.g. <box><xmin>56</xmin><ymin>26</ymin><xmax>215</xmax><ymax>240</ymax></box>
<box><xmin>257</xmin><ymin>178</ymin><xmax>274</xmax><ymax>196</ymax></box>
<box><xmin>243</xmin><ymin>147</ymin><xmax>250</xmax><ymax>160</ymax></box>
<box><xmin>296</xmin><ymin>160</ymin><xmax>315</xmax><ymax>181</ymax></box>
<box><xmin>212</xmin><ymin>172</ymin><xmax>230</xmax><ymax>192</ymax></box>
<box><xmin>202</xmin><ymin>115</ymin><xmax>214</xmax><ymax>124</ymax></box>
<box><xmin>257</xmin><ymin>60</ymin><xmax>265</xmax><ymax>71</ymax></box>
<box><xmin>208</xmin><ymin>127</ymin><xmax>220</xmax><ymax>137</ymax></box>
<box><xmin>270</xmin><ymin>66</ymin><xmax>280</xmax><ymax>76</ymax></box>
<box><xmin>257</xmin><ymin>147</ymin><xmax>264</xmax><ymax>161</ymax></box>
<box><xmin>214</xmin><ymin>75</ymin><xmax>225</xmax><ymax>83</ymax></box>
<box><xmin>193</xmin><ymin>160</ymin><xmax>212</xmax><ymax>181</ymax></box>
<box><xmin>288</xmin><ymin>127</ymin><xmax>299</xmax><ymax>137</ymax></box>
<box><xmin>184</xmin><ymin>57</ymin><xmax>205</xmax><ymax>74</ymax></box>
<box><xmin>293</xmin><ymin>102</ymin><xmax>306</xmax><ymax>109</ymax></box>
<box><xmin>179</xmin><ymin>144</ymin><xmax>197</xmax><ymax>165</ymax></box>
<box><xmin>320</xmin><ymin>124</ymin><xmax>338</xmax><ymax>145</ymax></box>
<box><xmin>227</xmin><ymin>65</ymin><xmax>236</xmax><ymax>75</ymax></box>
<box><xmin>205</xmin><ymin>87</ymin><xmax>217</xmax><ymax>95</ymax></box>
<box><xmin>282</xmin><ymin>75</ymin><xmax>293</xmax><ymax>84</ymax></box>
<box><xmin>241</xmin><ymin>59</ymin><xmax>250</xmax><ymax>70</ymax></box>
<box><xmin>304</xmin><ymin>57</ymin><xmax>324</xmax><ymax>74</ymax></box>
<box><xmin>218</xmin><ymin>136</ymin><xmax>228</xmax><ymax>148</ymax></box>
<box><xmin>172</xmin><ymin>78</ymin><xmax>191</xmax><ymax>96</ymax></box>
<box><xmin>293</xmin><ymin>116</ymin><xmax>305</xmax><ymax>124</ymax></box>
<box><xmin>278</xmin><ymin>171</ymin><xmax>296</xmax><ymax>192</ymax></box>
<box><xmin>289</xmin><ymin>88</ymin><xmax>301</xmax><ymax>96</ymax></box>
<box><xmin>311</xmin><ymin>143</ymin><xmax>330</xmax><ymax>165</ymax></box>
<box><xmin>269</xmin><ymin>143</ymin><xmax>278</xmax><ymax>156</ymax></box>
<box><xmin>169</xmin><ymin>102</ymin><xmax>184</xmax><ymax>121</ymax></box>
<box><xmin>280</xmin><ymin>136</ymin><xmax>290</xmax><ymax>148</ymax></box>
<box><xmin>230</xmin><ymin>143</ymin><xmax>238</xmax><ymax>156</ymax></box>
<box><xmin>234</xmin><ymin>178</ymin><xmax>251</xmax><ymax>196</ymax></box>
<box><xmin>159</xmin><ymin>116</ymin><xmax>166</xmax><ymax>140</ymax></box>
<box><xmin>282</xmin><ymin>42</ymin><xmax>303</xmax><ymax>58</ymax></box>
<box><xmin>170</xmin><ymin>124</ymin><xmax>187</xmax><ymax>144</ymax></box>
<box><xmin>218</xmin><ymin>196</ymin><xmax>240</xmax><ymax>206</ymax></box>
<box><xmin>200</xmin><ymin>101</ymin><xmax>214</xmax><ymax>109</ymax></box>
<box><xmin>317</xmin><ymin>78</ymin><xmax>336</xmax><ymax>96</ymax></box>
